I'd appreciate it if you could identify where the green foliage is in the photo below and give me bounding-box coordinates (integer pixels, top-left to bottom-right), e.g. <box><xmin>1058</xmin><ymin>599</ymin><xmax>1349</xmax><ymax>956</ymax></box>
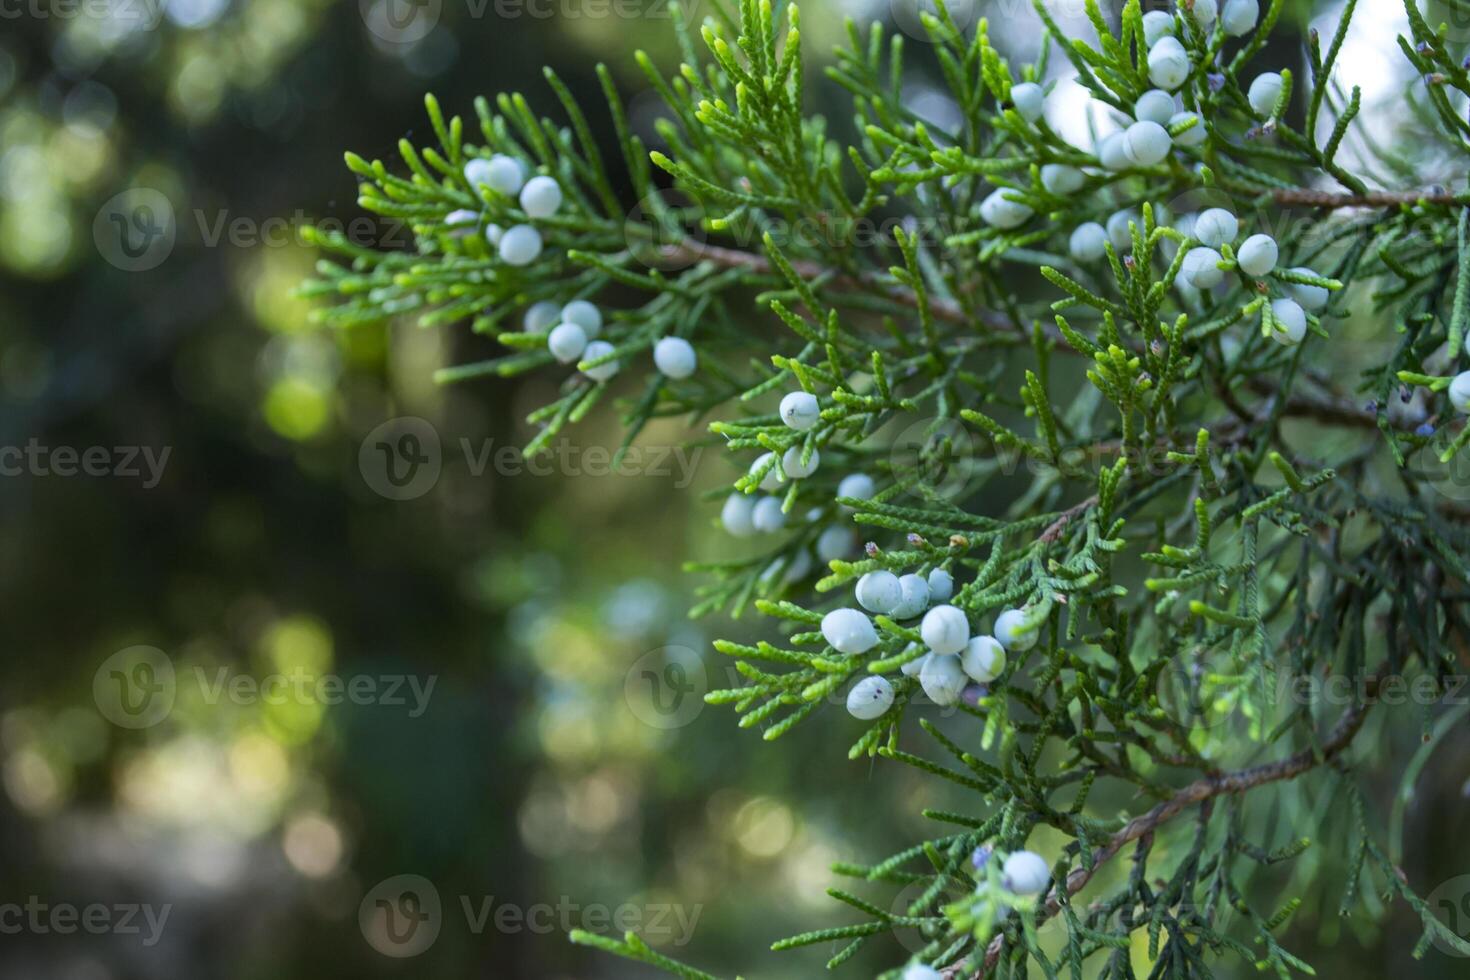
<box><xmin>304</xmin><ymin>0</ymin><xmax>1470</xmax><ymax>976</ymax></box>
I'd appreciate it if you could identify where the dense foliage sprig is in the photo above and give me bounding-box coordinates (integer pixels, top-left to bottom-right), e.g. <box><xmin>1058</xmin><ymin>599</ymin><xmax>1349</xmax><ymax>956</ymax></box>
<box><xmin>303</xmin><ymin>0</ymin><xmax>1470</xmax><ymax>975</ymax></box>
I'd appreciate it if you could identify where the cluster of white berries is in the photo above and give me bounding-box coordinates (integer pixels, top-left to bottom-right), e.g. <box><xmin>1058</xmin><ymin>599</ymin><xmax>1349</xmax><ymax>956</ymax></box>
<box><xmin>539</xmin><ymin>299</ymin><xmax>619</xmax><ymax>380</ymax></box>
<box><xmin>898</xmin><ymin>849</ymin><xmax>1051</xmax><ymax>979</ymax></box>
<box><xmin>461</xmin><ymin>154</ymin><xmax>566</xmax><ymax>267</ymax></box>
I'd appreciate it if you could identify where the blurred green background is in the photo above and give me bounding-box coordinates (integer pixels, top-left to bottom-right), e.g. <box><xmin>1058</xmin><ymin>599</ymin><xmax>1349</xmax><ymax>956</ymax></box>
<box><xmin>0</xmin><ymin>0</ymin><xmax>1466</xmax><ymax>977</ymax></box>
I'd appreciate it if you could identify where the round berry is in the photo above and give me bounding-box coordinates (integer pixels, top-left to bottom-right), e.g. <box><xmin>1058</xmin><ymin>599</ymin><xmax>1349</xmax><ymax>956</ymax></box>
<box><xmin>1002</xmin><ymin>850</ymin><xmax>1051</xmax><ymax>897</ymax></box>
<box><xmin>465</xmin><ymin>155</ymin><xmax>524</xmax><ymax>196</ymax></box>
<box><xmin>1148</xmin><ymin>37</ymin><xmax>1191</xmax><ymax>90</ymax></box>
<box><xmin>752</xmin><ymin>496</ymin><xmax>786</xmax><ymax>533</ymax></box>
<box><xmin>519</xmin><ymin>175</ymin><xmax>563</xmax><ymax>218</ymax></box>
<box><xmin>782</xmin><ymin>445</ymin><xmax>820</xmax><ymax>479</ymax></box>
<box><xmin>1142</xmin><ymin>10</ymin><xmax>1176</xmax><ymax>46</ymax></box>
<box><xmin>1248</xmin><ymin>72</ymin><xmax>1284</xmax><ymax>116</ymax></box>
<box><xmin>919</xmin><ymin>653</ymin><xmax>967</xmax><ymax>706</ymax></box>
<box><xmin>857</xmin><ymin>571</ymin><xmax>902</xmax><ymax>614</ymax></box>
<box><xmin>1123</xmin><ymin>120</ymin><xmax>1172</xmax><ymax>166</ymax></box>
<box><xmin>816</xmin><ymin>525</ymin><xmax>854</xmax><ymax>563</ymax></box>
<box><xmin>1170</xmin><ymin>111</ymin><xmax>1206</xmax><ymax>146</ymax></box>
<box><xmin>961</xmin><ymin>635</ymin><xmax>1007</xmax><ymax>683</ymax></box>
<box><xmin>821</xmin><ymin>608</ymin><xmax>879</xmax><ymax>654</ymax></box>
<box><xmin>653</xmin><ymin>337</ymin><xmax>697</xmax><ymax>379</ymax></box>
<box><xmin>890</xmin><ymin>573</ymin><xmax>931</xmax><ymax>620</ymax></box>
<box><xmin>444</xmin><ymin>208</ymin><xmax>479</xmax><ymax>237</ymax></box>
<box><xmin>927</xmin><ymin>568</ymin><xmax>954</xmax><ymax>603</ymax></box>
<box><xmin>847</xmin><ymin>676</ymin><xmax>895</xmax><ymax>720</ymax></box>
<box><xmin>751</xmin><ymin>452</ymin><xmax>783</xmax><ymax>491</ymax></box>
<box><xmin>485</xmin><ymin>223</ymin><xmax>504</xmax><ymax>246</ymax></box>
<box><xmin>837</xmin><ymin>472</ymin><xmax>876</xmax><ymax>506</ymax></box>
<box><xmin>547</xmin><ymin>322</ymin><xmax>588</xmax><ymax>364</ymax></box>
<box><xmin>560</xmin><ymin>299</ymin><xmax>602</xmax><ymax>338</ymax></box>
<box><xmin>1449</xmin><ymin>371</ymin><xmax>1470</xmax><ymax>413</ymax></box>
<box><xmin>780</xmin><ymin>391</ymin><xmax>821</xmax><ymax>430</ymax></box>
<box><xmin>1069</xmin><ymin>222</ymin><xmax>1109</xmax><ymax>263</ymax></box>
<box><xmin>980</xmin><ymin>188</ymin><xmax>1034</xmax><ymax>229</ymax></box>
<box><xmin>768</xmin><ymin>549</ymin><xmax>812</xmax><ymax>586</ymax></box>
<box><xmin>1267</xmin><ymin>298</ymin><xmax>1307</xmax><ymax>346</ymax></box>
<box><xmin>1106</xmin><ymin>209</ymin><xmax>1136</xmax><ymax>252</ymax></box>
<box><xmin>1040</xmin><ymin>164</ymin><xmax>1085</xmax><ymax>195</ymax></box>
<box><xmin>1222</xmin><ymin>0</ymin><xmax>1258</xmax><ymax>36</ymax></box>
<box><xmin>524</xmin><ymin>300</ymin><xmax>561</xmax><ymax>332</ymax></box>
<box><xmin>1010</xmin><ymin>82</ymin><xmax>1045</xmax><ymax>122</ymax></box>
<box><xmin>994</xmin><ymin>608</ymin><xmax>1039</xmax><ymax>652</ymax></box>
<box><xmin>498</xmin><ymin>224</ymin><xmax>543</xmax><ymax>266</ymax></box>
<box><xmin>1182</xmin><ymin>247</ymin><xmax>1224</xmax><ymax>290</ymax></box>
<box><xmin>902</xmin><ymin>965</ymin><xmax>942</xmax><ymax>980</ymax></box>
<box><xmin>921</xmin><ymin>605</ymin><xmax>970</xmax><ymax>655</ymax></box>
<box><xmin>1097</xmin><ymin>131</ymin><xmax>1132</xmax><ymax>171</ymax></box>
<box><xmin>1283</xmin><ymin>268</ymin><xmax>1330</xmax><ymax>312</ymax></box>
<box><xmin>1189</xmin><ymin>0</ymin><xmax>1218</xmax><ymax>29</ymax></box>
<box><xmin>1134</xmin><ymin>89</ymin><xmax>1176</xmax><ymax>126</ymax></box>
<box><xmin>721</xmin><ymin>493</ymin><xmax>756</xmax><ymax>537</ymax></box>
<box><xmin>1236</xmin><ymin>234</ymin><xmax>1279</xmax><ymax>277</ymax></box>
<box><xmin>580</xmin><ymin>340</ymin><xmax>619</xmax><ymax>382</ymax></box>
<box><xmin>901</xmin><ymin>653</ymin><xmax>929</xmax><ymax>678</ymax></box>
<box><xmin>1193</xmin><ymin>208</ymin><xmax>1238</xmax><ymax>248</ymax></box>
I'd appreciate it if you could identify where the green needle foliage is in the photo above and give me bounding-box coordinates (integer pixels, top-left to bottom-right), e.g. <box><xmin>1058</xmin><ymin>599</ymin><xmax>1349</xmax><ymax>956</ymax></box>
<box><xmin>303</xmin><ymin>0</ymin><xmax>1470</xmax><ymax>975</ymax></box>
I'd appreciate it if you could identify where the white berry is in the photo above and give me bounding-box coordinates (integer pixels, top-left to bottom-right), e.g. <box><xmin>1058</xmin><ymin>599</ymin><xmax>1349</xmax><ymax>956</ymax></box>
<box><xmin>919</xmin><ymin>654</ymin><xmax>967</xmax><ymax>706</ymax></box>
<box><xmin>1123</xmin><ymin>120</ymin><xmax>1172</xmax><ymax>166</ymax></box>
<box><xmin>1041</xmin><ymin>164</ymin><xmax>1085</xmax><ymax>195</ymax></box>
<box><xmin>847</xmin><ymin>676</ymin><xmax>895</xmax><ymax>720</ymax></box>
<box><xmin>444</xmin><ymin>208</ymin><xmax>478</xmax><ymax>237</ymax></box>
<box><xmin>1002</xmin><ymin>850</ymin><xmax>1051</xmax><ymax>897</ymax></box>
<box><xmin>1170</xmin><ymin>111</ymin><xmax>1206</xmax><ymax>146</ymax></box>
<box><xmin>1106</xmin><ymin>209</ymin><xmax>1136</xmax><ymax>252</ymax></box>
<box><xmin>1010</xmin><ymin>82</ymin><xmax>1045</xmax><ymax>122</ymax></box>
<box><xmin>1142</xmin><ymin>10</ymin><xmax>1176</xmax><ymax>46</ymax></box>
<box><xmin>822</xmin><ymin>608</ymin><xmax>879</xmax><ymax>654</ymax></box>
<box><xmin>1283</xmin><ymin>268</ymin><xmax>1330</xmax><ymax>312</ymax></box>
<box><xmin>485</xmin><ymin>223</ymin><xmax>504</xmax><ymax>246</ymax></box>
<box><xmin>465</xmin><ymin>155</ymin><xmax>524</xmax><ymax>196</ymax></box>
<box><xmin>1267</xmin><ymin>298</ymin><xmax>1307</xmax><ymax>346</ymax></box>
<box><xmin>560</xmin><ymin>299</ymin><xmax>602</xmax><ymax>338</ymax></box>
<box><xmin>1193</xmin><ymin>208</ymin><xmax>1238</xmax><ymax>248</ymax></box>
<box><xmin>837</xmin><ymin>473</ymin><xmax>876</xmax><ymax>506</ymax></box>
<box><xmin>581</xmin><ymin>340</ymin><xmax>619</xmax><ymax>382</ymax></box>
<box><xmin>1148</xmin><ymin>37</ymin><xmax>1191</xmax><ymax>91</ymax></box>
<box><xmin>921</xmin><ymin>605</ymin><xmax>970</xmax><ymax>655</ymax></box>
<box><xmin>994</xmin><ymin>608</ymin><xmax>1039</xmax><ymax>652</ymax></box>
<box><xmin>1222</xmin><ymin>0</ymin><xmax>1258</xmax><ymax>36</ymax></box>
<box><xmin>524</xmin><ymin>300</ymin><xmax>561</xmax><ymax>332</ymax></box>
<box><xmin>1134</xmin><ymin>89</ymin><xmax>1176</xmax><ymax>126</ymax></box>
<box><xmin>1069</xmin><ymin>222</ymin><xmax>1108</xmax><ymax>263</ymax></box>
<box><xmin>1248</xmin><ymin>72</ymin><xmax>1284</xmax><ymax>116</ymax></box>
<box><xmin>752</xmin><ymin>496</ymin><xmax>786</xmax><ymax>533</ymax></box>
<box><xmin>902</xmin><ymin>965</ymin><xmax>943</xmax><ymax>980</ymax></box>
<box><xmin>1236</xmin><ymin>234</ymin><xmax>1279</xmax><ymax>277</ymax></box>
<box><xmin>780</xmin><ymin>391</ymin><xmax>821</xmax><ymax>430</ymax></box>
<box><xmin>816</xmin><ymin>526</ymin><xmax>854</xmax><ymax>563</ymax></box>
<box><xmin>901</xmin><ymin>653</ymin><xmax>929</xmax><ymax>678</ymax></box>
<box><xmin>751</xmin><ymin>452</ymin><xmax>783</xmax><ymax>491</ymax></box>
<box><xmin>1097</xmin><ymin>132</ymin><xmax>1132</xmax><ymax>171</ymax></box>
<box><xmin>980</xmin><ymin>188</ymin><xmax>1034</xmax><ymax>229</ymax></box>
<box><xmin>547</xmin><ymin>322</ymin><xmax>587</xmax><ymax>364</ymax></box>
<box><xmin>519</xmin><ymin>175</ymin><xmax>563</xmax><ymax>218</ymax></box>
<box><xmin>856</xmin><ymin>571</ymin><xmax>902</xmax><ymax>614</ymax></box>
<box><xmin>1449</xmin><ymin>371</ymin><xmax>1470</xmax><ymax>413</ymax></box>
<box><xmin>1182</xmin><ymin>247</ymin><xmax>1224</xmax><ymax>290</ymax></box>
<box><xmin>653</xmin><ymin>337</ymin><xmax>697</xmax><ymax>379</ymax></box>
<box><xmin>891</xmin><ymin>573</ymin><xmax>931</xmax><ymax>620</ymax></box>
<box><xmin>1189</xmin><ymin>0</ymin><xmax>1218</xmax><ymax>29</ymax></box>
<box><xmin>927</xmin><ymin>568</ymin><xmax>954</xmax><ymax>603</ymax></box>
<box><xmin>498</xmin><ymin>224</ymin><xmax>543</xmax><ymax>266</ymax></box>
<box><xmin>961</xmin><ymin>635</ymin><xmax>1007</xmax><ymax>683</ymax></box>
<box><xmin>721</xmin><ymin>493</ymin><xmax>756</xmax><ymax>537</ymax></box>
<box><xmin>782</xmin><ymin>445</ymin><xmax>820</xmax><ymax>479</ymax></box>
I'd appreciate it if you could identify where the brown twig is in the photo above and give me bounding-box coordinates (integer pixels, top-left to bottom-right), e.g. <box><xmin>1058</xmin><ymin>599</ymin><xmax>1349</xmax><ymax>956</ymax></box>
<box><xmin>1270</xmin><ymin>188</ymin><xmax>1467</xmax><ymax>209</ymax></box>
